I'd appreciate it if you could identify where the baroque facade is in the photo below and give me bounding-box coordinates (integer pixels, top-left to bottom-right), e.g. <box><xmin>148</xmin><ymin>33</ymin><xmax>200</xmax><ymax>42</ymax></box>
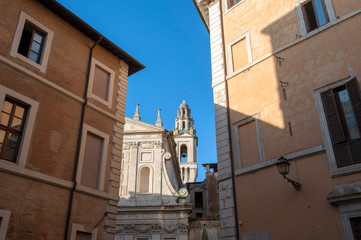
<box><xmin>116</xmin><ymin>105</ymin><xmax>193</xmax><ymax>240</ymax></box>
<box><xmin>0</xmin><ymin>0</ymin><xmax>143</xmax><ymax>239</ymax></box>
<box><xmin>194</xmin><ymin>0</ymin><xmax>361</xmax><ymax>239</ymax></box>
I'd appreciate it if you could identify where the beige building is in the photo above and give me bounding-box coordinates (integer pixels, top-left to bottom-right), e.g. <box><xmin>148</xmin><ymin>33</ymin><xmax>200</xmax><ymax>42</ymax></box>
<box><xmin>0</xmin><ymin>0</ymin><xmax>143</xmax><ymax>239</ymax></box>
<box><xmin>116</xmin><ymin>106</ymin><xmax>192</xmax><ymax>240</ymax></box>
<box><xmin>194</xmin><ymin>0</ymin><xmax>361</xmax><ymax>239</ymax></box>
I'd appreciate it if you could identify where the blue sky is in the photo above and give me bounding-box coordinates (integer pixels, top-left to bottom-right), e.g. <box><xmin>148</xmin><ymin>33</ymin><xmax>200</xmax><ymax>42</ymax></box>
<box><xmin>57</xmin><ymin>0</ymin><xmax>216</xmax><ymax>181</ymax></box>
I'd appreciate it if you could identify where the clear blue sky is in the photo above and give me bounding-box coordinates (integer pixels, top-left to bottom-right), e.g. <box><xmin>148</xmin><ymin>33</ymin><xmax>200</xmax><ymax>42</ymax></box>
<box><xmin>57</xmin><ymin>0</ymin><xmax>216</xmax><ymax>181</ymax></box>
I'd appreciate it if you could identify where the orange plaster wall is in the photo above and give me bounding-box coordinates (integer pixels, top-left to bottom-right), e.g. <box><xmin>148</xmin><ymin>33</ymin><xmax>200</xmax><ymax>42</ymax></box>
<box><xmin>222</xmin><ymin>0</ymin><xmax>361</xmax><ymax>238</ymax></box>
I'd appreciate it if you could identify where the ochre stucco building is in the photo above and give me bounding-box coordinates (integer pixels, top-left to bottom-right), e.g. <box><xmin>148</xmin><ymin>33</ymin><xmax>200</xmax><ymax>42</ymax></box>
<box><xmin>0</xmin><ymin>0</ymin><xmax>143</xmax><ymax>239</ymax></box>
<box><xmin>194</xmin><ymin>0</ymin><xmax>361</xmax><ymax>239</ymax></box>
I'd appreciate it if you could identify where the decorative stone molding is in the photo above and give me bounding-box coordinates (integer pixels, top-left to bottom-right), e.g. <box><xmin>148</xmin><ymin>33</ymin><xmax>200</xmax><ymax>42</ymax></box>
<box><xmin>116</xmin><ymin>223</ymin><xmax>189</xmax><ymax>234</ymax></box>
<box><xmin>163</xmin><ymin>152</ymin><xmax>172</xmax><ymax>161</ymax></box>
<box><xmin>135</xmin><ymin>224</ymin><xmax>153</xmax><ymax>233</ymax></box>
<box><xmin>163</xmin><ymin>224</ymin><xmax>178</xmax><ymax>233</ymax></box>
<box><xmin>123</xmin><ymin>141</ymin><xmax>138</xmax><ymax>150</ymax></box>
<box><xmin>139</xmin><ymin>141</ymin><xmax>161</xmax><ymax>149</ymax></box>
<box><xmin>178</xmin><ymin>188</ymin><xmax>189</xmax><ymax>197</ymax></box>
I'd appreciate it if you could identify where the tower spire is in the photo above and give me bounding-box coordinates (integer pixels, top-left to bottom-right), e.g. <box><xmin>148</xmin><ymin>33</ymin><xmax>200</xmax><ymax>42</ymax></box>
<box><xmin>155</xmin><ymin>109</ymin><xmax>163</xmax><ymax>127</ymax></box>
<box><xmin>133</xmin><ymin>104</ymin><xmax>141</xmax><ymax>121</ymax></box>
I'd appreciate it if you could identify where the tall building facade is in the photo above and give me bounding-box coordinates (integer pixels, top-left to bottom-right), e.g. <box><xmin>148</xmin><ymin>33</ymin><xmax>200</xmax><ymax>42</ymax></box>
<box><xmin>116</xmin><ymin>106</ymin><xmax>193</xmax><ymax>240</ymax></box>
<box><xmin>173</xmin><ymin>100</ymin><xmax>198</xmax><ymax>183</ymax></box>
<box><xmin>0</xmin><ymin>0</ymin><xmax>143</xmax><ymax>239</ymax></box>
<box><xmin>194</xmin><ymin>0</ymin><xmax>361</xmax><ymax>239</ymax></box>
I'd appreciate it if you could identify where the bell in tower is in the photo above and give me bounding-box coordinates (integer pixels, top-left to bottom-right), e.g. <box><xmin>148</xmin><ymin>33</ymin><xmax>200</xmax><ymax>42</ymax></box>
<box><xmin>173</xmin><ymin>100</ymin><xmax>198</xmax><ymax>184</ymax></box>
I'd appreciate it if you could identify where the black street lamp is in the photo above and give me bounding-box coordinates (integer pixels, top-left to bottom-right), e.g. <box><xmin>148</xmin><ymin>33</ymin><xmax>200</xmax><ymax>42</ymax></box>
<box><xmin>276</xmin><ymin>157</ymin><xmax>302</xmax><ymax>191</ymax></box>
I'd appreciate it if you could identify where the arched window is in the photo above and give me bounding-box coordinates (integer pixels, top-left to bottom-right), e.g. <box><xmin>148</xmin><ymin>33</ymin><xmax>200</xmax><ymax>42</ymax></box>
<box><xmin>180</xmin><ymin>144</ymin><xmax>188</xmax><ymax>163</ymax></box>
<box><xmin>139</xmin><ymin>167</ymin><xmax>150</xmax><ymax>193</ymax></box>
<box><xmin>182</xmin><ymin>121</ymin><xmax>185</xmax><ymax>130</ymax></box>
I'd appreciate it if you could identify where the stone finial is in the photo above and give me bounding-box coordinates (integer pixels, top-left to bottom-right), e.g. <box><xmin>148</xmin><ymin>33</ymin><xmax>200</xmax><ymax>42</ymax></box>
<box><xmin>133</xmin><ymin>104</ymin><xmax>141</xmax><ymax>121</ymax></box>
<box><xmin>155</xmin><ymin>109</ymin><xmax>163</xmax><ymax>127</ymax></box>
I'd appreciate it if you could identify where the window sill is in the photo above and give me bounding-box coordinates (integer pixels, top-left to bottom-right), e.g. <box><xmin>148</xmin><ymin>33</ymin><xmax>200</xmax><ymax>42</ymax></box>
<box><xmin>330</xmin><ymin>163</ymin><xmax>361</xmax><ymax>178</ymax></box>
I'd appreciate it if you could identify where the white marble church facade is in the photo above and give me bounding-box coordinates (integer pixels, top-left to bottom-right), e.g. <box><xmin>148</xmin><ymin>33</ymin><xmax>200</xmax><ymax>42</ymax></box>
<box><xmin>116</xmin><ymin>102</ymin><xmax>197</xmax><ymax>240</ymax></box>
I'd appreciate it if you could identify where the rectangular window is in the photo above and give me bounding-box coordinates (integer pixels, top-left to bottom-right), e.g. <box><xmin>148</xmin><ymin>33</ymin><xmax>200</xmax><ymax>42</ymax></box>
<box><xmin>231</xmin><ymin>38</ymin><xmax>248</xmax><ymax>72</ymax></box>
<box><xmin>10</xmin><ymin>11</ymin><xmax>54</xmax><ymax>73</ymax></box>
<box><xmin>0</xmin><ymin>97</ymin><xmax>28</xmax><ymax>163</ymax></box>
<box><xmin>321</xmin><ymin>78</ymin><xmax>361</xmax><ymax>168</ymax></box>
<box><xmin>81</xmin><ymin>133</ymin><xmax>104</xmax><ymax>189</ymax></box>
<box><xmin>0</xmin><ymin>210</ymin><xmax>11</xmax><ymax>240</ymax></box>
<box><xmin>301</xmin><ymin>0</ymin><xmax>328</xmax><ymax>32</ymax></box>
<box><xmin>350</xmin><ymin>217</ymin><xmax>361</xmax><ymax>239</ymax></box>
<box><xmin>70</xmin><ymin>224</ymin><xmax>97</xmax><ymax>240</ymax></box>
<box><xmin>76</xmin><ymin>231</ymin><xmax>92</xmax><ymax>240</ymax></box>
<box><xmin>17</xmin><ymin>22</ymin><xmax>46</xmax><ymax>64</ymax></box>
<box><xmin>228</xmin><ymin>0</ymin><xmax>241</xmax><ymax>8</ymax></box>
<box><xmin>195</xmin><ymin>192</ymin><xmax>203</xmax><ymax>208</ymax></box>
<box><xmin>92</xmin><ymin>65</ymin><xmax>110</xmax><ymax>101</ymax></box>
<box><xmin>77</xmin><ymin>124</ymin><xmax>109</xmax><ymax>191</ymax></box>
<box><xmin>88</xmin><ymin>58</ymin><xmax>115</xmax><ymax>108</ymax></box>
<box><xmin>227</xmin><ymin>31</ymin><xmax>252</xmax><ymax>75</ymax></box>
<box><xmin>295</xmin><ymin>0</ymin><xmax>335</xmax><ymax>36</ymax></box>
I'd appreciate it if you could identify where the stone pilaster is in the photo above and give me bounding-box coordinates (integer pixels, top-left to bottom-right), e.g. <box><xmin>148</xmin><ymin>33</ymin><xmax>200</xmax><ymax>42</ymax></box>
<box><xmin>209</xmin><ymin>1</ymin><xmax>237</xmax><ymax>239</ymax></box>
<box><xmin>104</xmin><ymin>60</ymin><xmax>129</xmax><ymax>239</ymax></box>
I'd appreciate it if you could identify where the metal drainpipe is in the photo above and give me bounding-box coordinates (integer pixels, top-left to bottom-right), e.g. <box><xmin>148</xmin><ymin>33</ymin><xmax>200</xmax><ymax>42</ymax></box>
<box><xmin>63</xmin><ymin>36</ymin><xmax>102</xmax><ymax>240</ymax></box>
<box><xmin>218</xmin><ymin>1</ymin><xmax>240</xmax><ymax>239</ymax></box>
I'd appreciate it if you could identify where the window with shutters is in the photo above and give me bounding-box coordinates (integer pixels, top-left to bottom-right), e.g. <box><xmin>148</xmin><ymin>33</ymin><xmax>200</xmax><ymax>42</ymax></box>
<box><xmin>313</xmin><ymin>76</ymin><xmax>361</xmax><ymax>176</ymax></box>
<box><xmin>10</xmin><ymin>11</ymin><xmax>54</xmax><ymax>73</ymax></box>
<box><xmin>295</xmin><ymin>0</ymin><xmax>335</xmax><ymax>36</ymax></box>
<box><xmin>88</xmin><ymin>58</ymin><xmax>115</xmax><ymax>108</ymax></box>
<box><xmin>321</xmin><ymin>78</ymin><xmax>361</xmax><ymax>168</ymax></box>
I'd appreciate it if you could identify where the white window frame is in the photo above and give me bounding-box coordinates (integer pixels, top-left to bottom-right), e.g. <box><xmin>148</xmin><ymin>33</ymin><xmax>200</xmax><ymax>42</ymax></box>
<box><xmin>223</xmin><ymin>0</ymin><xmax>246</xmax><ymax>13</ymax></box>
<box><xmin>76</xmin><ymin>124</ymin><xmax>109</xmax><ymax>191</ymax></box>
<box><xmin>69</xmin><ymin>223</ymin><xmax>97</xmax><ymax>240</ymax></box>
<box><xmin>227</xmin><ymin>31</ymin><xmax>252</xmax><ymax>75</ymax></box>
<box><xmin>10</xmin><ymin>11</ymin><xmax>54</xmax><ymax>73</ymax></box>
<box><xmin>87</xmin><ymin>58</ymin><xmax>115</xmax><ymax>109</ymax></box>
<box><xmin>0</xmin><ymin>210</ymin><xmax>11</xmax><ymax>240</ymax></box>
<box><xmin>295</xmin><ymin>0</ymin><xmax>336</xmax><ymax>36</ymax></box>
<box><xmin>312</xmin><ymin>75</ymin><xmax>361</xmax><ymax>177</ymax></box>
<box><xmin>232</xmin><ymin>112</ymin><xmax>265</xmax><ymax>172</ymax></box>
<box><xmin>0</xmin><ymin>85</ymin><xmax>39</xmax><ymax>168</ymax></box>
<box><xmin>339</xmin><ymin>201</ymin><xmax>361</xmax><ymax>240</ymax></box>
<box><xmin>137</xmin><ymin>165</ymin><xmax>153</xmax><ymax>194</ymax></box>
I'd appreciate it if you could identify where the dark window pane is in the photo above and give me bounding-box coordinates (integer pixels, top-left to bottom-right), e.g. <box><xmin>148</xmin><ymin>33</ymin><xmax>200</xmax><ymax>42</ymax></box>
<box><xmin>4</xmin><ymin>132</ymin><xmax>19</xmax><ymax>162</ymax></box>
<box><xmin>2</xmin><ymin>101</ymin><xmax>13</xmax><ymax>114</ymax></box>
<box><xmin>17</xmin><ymin>23</ymin><xmax>32</xmax><ymax>57</ymax></box>
<box><xmin>350</xmin><ymin>217</ymin><xmax>361</xmax><ymax>240</ymax></box>
<box><xmin>303</xmin><ymin>1</ymin><xmax>318</xmax><ymax>31</ymax></box>
<box><xmin>195</xmin><ymin>192</ymin><xmax>203</xmax><ymax>208</ymax></box>
<box><xmin>338</xmin><ymin>89</ymin><xmax>361</xmax><ymax>139</ymax></box>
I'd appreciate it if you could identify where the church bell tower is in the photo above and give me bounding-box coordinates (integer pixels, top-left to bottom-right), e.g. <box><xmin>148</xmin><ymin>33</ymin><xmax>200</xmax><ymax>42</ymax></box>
<box><xmin>173</xmin><ymin>100</ymin><xmax>198</xmax><ymax>183</ymax></box>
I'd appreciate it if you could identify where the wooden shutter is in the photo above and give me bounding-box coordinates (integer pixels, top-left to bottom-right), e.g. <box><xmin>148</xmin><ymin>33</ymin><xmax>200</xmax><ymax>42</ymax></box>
<box><xmin>321</xmin><ymin>89</ymin><xmax>345</xmax><ymax>144</ymax></box>
<box><xmin>321</xmin><ymin>89</ymin><xmax>351</xmax><ymax>167</ymax></box>
<box><xmin>346</xmin><ymin>77</ymin><xmax>361</xmax><ymax>164</ymax></box>
<box><xmin>346</xmin><ymin>77</ymin><xmax>361</xmax><ymax>132</ymax></box>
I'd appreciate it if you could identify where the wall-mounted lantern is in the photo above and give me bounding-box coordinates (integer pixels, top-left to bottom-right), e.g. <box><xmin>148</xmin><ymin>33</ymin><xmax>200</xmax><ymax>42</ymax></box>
<box><xmin>276</xmin><ymin>157</ymin><xmax>302</xmax><ymax>191</ymax></box>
